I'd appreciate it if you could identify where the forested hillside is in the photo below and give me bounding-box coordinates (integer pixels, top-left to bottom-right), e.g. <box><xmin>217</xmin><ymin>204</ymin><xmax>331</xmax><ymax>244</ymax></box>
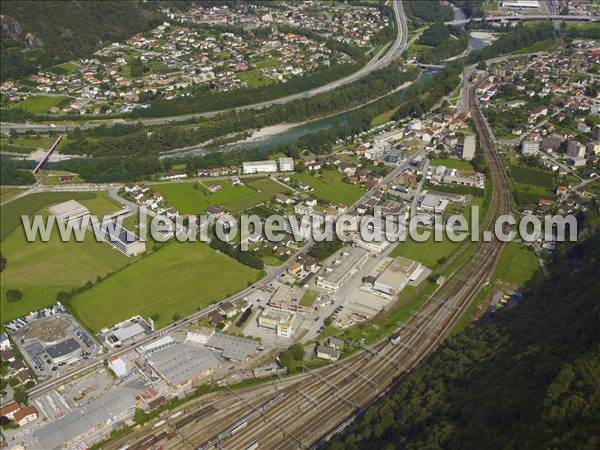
<box><xmin>331</xmin><ymin>229</ymin><xmax>600</xmax><ymax>449</ymax></box>
<box><xmin>1</xmin><ymin>1</ymin><xmax>163</xmax><ymax>80</ymax></box>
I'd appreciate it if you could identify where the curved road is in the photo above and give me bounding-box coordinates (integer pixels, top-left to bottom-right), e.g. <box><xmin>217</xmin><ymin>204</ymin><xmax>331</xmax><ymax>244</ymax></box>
<box><xmin>1</xmin><ymin>1</ymin><xmax>408</xmax><ymax>135</ymax></box>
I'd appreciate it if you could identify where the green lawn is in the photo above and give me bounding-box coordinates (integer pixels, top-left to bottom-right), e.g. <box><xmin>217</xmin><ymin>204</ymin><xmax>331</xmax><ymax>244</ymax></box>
<box><xmin>491</xmin><ymin>242</ymin><xmax>540</xmax><ymax>286</ymax></box>
<box><xmin>300</xmin><ymin>289</ymin><xmax>319</xmax><ymax>307</ymax></box>
<box><xmin>1</xmin><ymin>136</ymin><xmax>55</xmax><ymax>151</ymax></box>
<box><xmin>11</xmin><ymin>95</ymin><xmax>70</xmax><ymax>114</ymax></box>
<box><xmin>509</xmin><ymin>165</ymin><xmax>555</xmax><ymax>188</ymax></box>
<box><xmin>0</xmin><ymin>192</ymin><xmax>134</xmax><ymax>323</ymax></box>
<box><xmin>292</xmin><ymin>169</ymin><xmax>365</xmax><ymax>205</ymax></box>
<box><xmin>0</xmin><ymin>187</ymin><xmax>25</xmax><ymax>204</ymax></box>
<box><xmin>52</xmin><ymin>61</ymin><xmax>79</xmax><ymax>74</ymax></box>
<box><xmin>238</xmin><ymin>70</ymin><xmax>273</xmax><ymax>87</ymax></box>
<box><xmin>1</xmin><ymin>192</ymin><xmax>96</xmax><ymax>240</ymax></box>
<box><xmin>389</xmin><ymin>227</ymin><xmax>464</xmax><ymax>269</ymax></box>
<box><xmin>511</xmin><ymin>39</ymin><xmax>556</xmax><ymax>55</ymax></box>
<box><xmin>370</xmin><ymin>106</ymin><xmax>399</xmax><ymax>127</ymax></box>
<box><xmin>69</xmin><ymin>241</ymin><xmax>260</xmax><ymax>331</ymax></box>
<box><xmin>155</xmin><ymin>178</ymin><xmax>289</xmax><ymax>214</ymax></box>
<box><xmin>430</xmin><ymin>158</ymin><xmax>474</xmax><ymax>171</ymax></box>
<box><xmin>254</xmin><ymin>58</ymin><xmax>277</xmax><ymax>69</ymax></box>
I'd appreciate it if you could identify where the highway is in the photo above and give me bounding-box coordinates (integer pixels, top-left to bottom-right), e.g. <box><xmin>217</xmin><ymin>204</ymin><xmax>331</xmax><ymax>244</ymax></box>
<box><xmin>104</xmin><ymin>72</ymin><xmax>512</xmax><ymax>450</ymax></box>
<box><xmin>0</xmin><ymin>1</ymin><xmax>409</xmax><ymax>135</ymax></box>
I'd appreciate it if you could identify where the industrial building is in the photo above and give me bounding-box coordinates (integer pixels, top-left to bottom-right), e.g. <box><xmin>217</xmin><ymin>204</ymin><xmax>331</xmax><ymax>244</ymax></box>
<box><xmin>316</xmin><ymin>247</ymin><xmax>370</xmax><ymax>292</ymax></box>
<box><xmin>92</xmin><ymin>221</ymin><xmax>145</xmax><ymax>256</ymax></box>
<box><xmin>501</xmin><ymin>0</ymin><xmax>539</xmax><ymax>9</ymax></box>
<box><xmin>373</xmin><ymin>256</ymin><xmax>424</xmax><ymax>297</ymax></box>
<box><xmin>103</xmin><ymin>317</ymin><xmax>152</xmax><ymax>348</ymax></box>
<box><xmin>48</xmin><ymin>200</ymin><xmax>90</xmax><ymax>225</ymax></box>
<box><xmin>147</xmin><ymin>343</ymin><xmax>221</xmax><ymax>389</ymax></box>
<box><xmin>45</xmin><ymin>338</ymin><xmax>82</xmax><ymax>365</ymax></box>
<box><xmin>138</xmin><ymin>336</ymin><xmax>175</xmax><ymax>354</ymax></box>
<box><xmin>242</xmin><ymin>160</ymin><xmax>278</xmax><ymax>174</ymax></box>
<box><xmin>258</xmin><ymin>308</ymin><xmax>297</xmax><ymax>338</ymax></box>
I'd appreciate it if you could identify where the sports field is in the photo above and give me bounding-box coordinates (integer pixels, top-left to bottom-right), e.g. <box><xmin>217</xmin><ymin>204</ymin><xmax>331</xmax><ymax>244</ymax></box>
<box><xmin>292</xmin><ymin>169</ymin><xmax>365</xmax><ymax>205</ymax></box>
<box><xmin>69</xmin><ymin>241</ymin><xmax>260</xmax><ymax>331</ymax></box>
<box><xmin>0</xmin><ymin>192</ymin><xmax>133</xmax><ymax>322</ymax></box>
<box><xmin>11</xmin><ymin>95</ymin><xmax>71</xmax><ymax>114</ymax></box>
<box><xmin>156</xmin><ymin>178</ymin><xmax>289</xmax><ymax>214</ymax></box>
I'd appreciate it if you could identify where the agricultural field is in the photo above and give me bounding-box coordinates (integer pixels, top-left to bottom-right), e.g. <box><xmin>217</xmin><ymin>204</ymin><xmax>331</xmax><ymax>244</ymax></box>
<box><xmin>69</xmin><ymin>241</ymin><xmax>260</xmax><ymax>331</ymax></box>
<box><xmin>292</xmin><ymin>169</ymin><xmax>365</xmax><ymax>205</ymax></box>
<box><xmin>0</xmin><ymin>192</ymin><xmax>134</xmax><ymax>323</ymax></box>
<box><xmin>389</xmin><ymin>228</ymin><xmax>465</xmax><ymax>269</ymax></box>
<box><xmin>371</xmin><ymin>106</ymin><xmax>400</xmax><ymax>127</ymax></box>
<box><xmin>155</xmin><ymin>177</ymin><xmax>289</xmax><ymax>215</ymax></box>
<box><xmin>10</xmin><ymin>95</ymin><xmax>71</xmax><ymax>114</ymax></box>
<box><xmin>430</xmin><ymin>158</ymin><xmax>474</xmax><ymax>171</ymax></box>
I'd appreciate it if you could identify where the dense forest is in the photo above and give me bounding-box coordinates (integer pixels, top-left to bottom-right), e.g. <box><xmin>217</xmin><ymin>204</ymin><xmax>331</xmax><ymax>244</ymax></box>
<box><xmin>1</xmin><ymin>1</ymin><xmax>163</xmax><ymax>81</ymax></box>
<box><xmin>413</xmin><ymin>23</ymin><xmax>469</xmax><ymax>63</ymax></box>
<box><xmin>331</xmin><ymin>224</ymin><xmax>600</xmax><ymax>449</ymax></box>
<box><xmin>403</xmin><ymin>1</ymin><xmax>454</xmax><ymax>23</ymax></box>
<box><xmin>0</xmin><ymin>158</ymin><xmax>35</xmax><ymax>185</ymax></box>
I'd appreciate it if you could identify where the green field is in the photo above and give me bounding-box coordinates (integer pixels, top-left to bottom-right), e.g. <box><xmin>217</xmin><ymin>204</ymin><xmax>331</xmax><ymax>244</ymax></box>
<box><xmin>300</xmin><ymin>289</ymin><xmax>319</xmax><ymax>307</ymax></box>
<box><xmin>155</xmin><ymin>178</ymin><xmax>289</xmax><ymax>214</ymax></box>
<box><xmin>1</xmin><ymin>192</ymin><xmax>96</xmax><ymax>240</ymax></box>
<box><xmin>511</xmin><ymin>39</ymin><xmax>556</xmax><ymax>55</ymax></box>
<box><xmin>254</xmin><ymin>58</ymin><xmax>277</xmax><ymax>69</ymax></box>
<box><xmin>52</xmin><ymin>61</ymin><xmax>79</xmax><ymax>74</ymax></box>
<box><xmin>389</xmin><ymin>228</ymin><xmax>464</xmax><ymax>269</ymax></box>
<box><xmin>370</xmin><ymin>107</ymin><xmax>400</xmax><ymax>127</ymax></box>
<box><xmin>0</xmin><ymin>187</ymin><xmax>25</xmax><ymax>204</ymax></box>
<box><xmin>491</xmin><ymin>242</ymin><xmax>540</xmax><ymax>286</ymax></box>
<box><xmin>292</xmin><ymin>169</ymin><xmax>365</xmax><ymax>205</ymax></box>
<box><xmin>70</xmin><ymin>241</ymin><xmax>260</xmax><ymax>331</ymax></box>
<box><xmin>0</xmin><ymin>192</ymin><xmax>134</xmax><ymax>322</ymax></box>
<box><xmin>1</xmin><ymin>136</ymin><xmax>55</xmax><ymax>153</ymax></box>
<box><xmin>430</xmin><ymin>158</ymin><xmax>474</xmax><ymax>170</ymax></box>
<box><xmin>11</xmin><ymin>95</ymin><xmax>71</xmax><ymax>114</ymax></box>
<box><xmin>239</xmin><ymin>70</ymin><xmax>273</xmax><ymax>87</ymax></box>
<box><xmin>509</xmin><ymin>165</ymin><xmax>555</xmax><ymax>188</ymax></box>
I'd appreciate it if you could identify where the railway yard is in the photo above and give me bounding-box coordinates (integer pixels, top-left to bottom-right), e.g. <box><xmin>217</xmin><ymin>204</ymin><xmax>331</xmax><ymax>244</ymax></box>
<box><xmin>104</xmin><ymin>75</ymin><xmax>512</xmax><ymax>450</ymax></box>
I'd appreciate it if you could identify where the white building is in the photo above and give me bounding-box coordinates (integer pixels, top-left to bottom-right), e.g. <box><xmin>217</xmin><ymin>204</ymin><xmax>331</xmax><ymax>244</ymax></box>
<box><xmin>243</xmin><ymin>160</ymin><xmax>278</xmax><ymax>174</ymax></box>
<box><xmin>186</xmin><ymin>328</ymin><xmax>215</xmax><ymax>344</ymax></box>
<box><xmin>501</xmin><ymin>0</ymin><xmax>539</xmax><ymax>9</ymax></box>
<box><xmin>521</xmin><ymin>135</ymin><xmax>541</xmax><ymax>156</ymax></box>
<box><xmin>278</xmin><ymin>157</ymin><xmax>294</xmax><ymax>172</ymax></box>
<box><xmin>0</xmin><ymin>332</ymin><xmax>11</xmax><ymax>350</ymax></box>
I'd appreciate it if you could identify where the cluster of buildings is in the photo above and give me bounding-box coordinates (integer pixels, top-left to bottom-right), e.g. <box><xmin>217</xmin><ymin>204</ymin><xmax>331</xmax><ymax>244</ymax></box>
<box><xmin>4</xmin><ymin>304</ymin><xmax>100</xmax><ymax>379</ymax></box>
<box><xmin>481</xmin><ymin>47</ymin><xmax>600</xmax><ymax>173</ymax></box>
<box><xmin>1</xmin><ymin>2</ymin><xmax>389</xmax><ymax>115</ymax></box>
<box><xmin>426</xmin><ymin>164</ymin><xmax>486</xmax><ymax>189</ymax></box>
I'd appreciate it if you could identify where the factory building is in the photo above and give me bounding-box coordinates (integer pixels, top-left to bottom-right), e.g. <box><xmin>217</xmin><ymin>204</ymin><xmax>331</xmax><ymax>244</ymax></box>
<box><xmin>373</xmin><ymin>256</ymin><xmax>424</xmax><ymax>297</ymax></box>
<box><xmin>45</xmin><ymin>338</ymin><xmax>82</xmax><ymax>365</ymax></box>
<box><xmin>316</xmin><ymin>247</ymin><xmax>370</xmax><ymax>292</ymax></box>
<box><xmin>48</xmin><ymin>200</ymin><xmax>90</xmax><ymax>225</ymax></box>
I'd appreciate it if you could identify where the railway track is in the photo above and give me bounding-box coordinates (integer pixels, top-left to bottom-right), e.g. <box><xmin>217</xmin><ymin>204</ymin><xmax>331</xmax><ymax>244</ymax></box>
<box><xmin>121</xmin><ymin>73</ymin><xmax>511</xmax><ymax>450</ymax></box>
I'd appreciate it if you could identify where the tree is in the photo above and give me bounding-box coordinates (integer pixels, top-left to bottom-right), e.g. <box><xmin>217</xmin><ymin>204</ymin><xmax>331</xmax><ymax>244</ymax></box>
<box><xmin>13</xmin><ymin>387</ymin><xmax>28</xmax><ymax>405</ymax></box>
<box><xmin>56</xmin><ymin>291</ymin><xmax>71</xmax><ymax>303</ymax></box>
<box><xmin>5</xmin><ymin>289</ymin><xmax>22</xmax><ymax>303</ymax></box>
<box><xmin>172</xmin><ymin>313</ymin><xmax>181</xmax><ymax>322</ymax></box>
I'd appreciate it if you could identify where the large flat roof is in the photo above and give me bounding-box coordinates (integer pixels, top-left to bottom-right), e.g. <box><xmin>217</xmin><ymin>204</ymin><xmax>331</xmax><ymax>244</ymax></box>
<box><xmin>112</xmin><ymin>322</ymin><xmax>145</xmax><ymax>342</ymax></box>
<box><xmin>35</xmin><ymin>384</ymin><xmax>141</xmax><ymax>449</ymax></box>
<box><xmin>45</xmin><ymin>338</ymin><xmax>81</xmax><ymax>359</ymax></box>
<box><xmin>320</xmin><ymin>247</ymin><xmax>368</xmax><ymax>285</ymax></box>
<box><xmin>376</xmin><ymin>256</ymin><xmax>421</xmax><ymax>289</ymax></box>
<box><xmin>148</xmin><ymin>343</ymin><xmax>221</xmax><ymax>386</ymax></box>
<box><xmin>206</xmin><ymin>332</ymin><xmax>258</xmax><ymax>361</ymax></box>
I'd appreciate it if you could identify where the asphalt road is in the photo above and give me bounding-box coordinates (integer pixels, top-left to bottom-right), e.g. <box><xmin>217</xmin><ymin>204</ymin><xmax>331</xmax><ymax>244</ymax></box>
<box><xmin>1</xmin><ymin>1</ymin><xmax>408</xmax><ymax>135</ymax></box>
